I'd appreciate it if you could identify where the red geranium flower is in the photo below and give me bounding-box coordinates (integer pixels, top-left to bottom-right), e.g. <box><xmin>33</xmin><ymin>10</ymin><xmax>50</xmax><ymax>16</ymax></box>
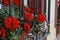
<box><xmin>2</xmin><ymin>0</ymin><xmax>20</xmax><ymax>6</ymax></box>
<box><xmin>35</xmin><ymin>14</ymin><xmax>45</xmax><ymax>23</ymax></box>
<box><xmin>37</xmin><ymin>8</ymin><xmax>41</xmax><ymax>13</ymax></box>
<box><xmin>1</xmin><ymin>27</ymin><xmax>6</xmax><ymax>32</ymax></box>
<box><xmin>4</xmin><ymin>16</ymin><xmax>19</xmax><ymax>30</ymax></box>
<box><xmin>24</xmin><ymin>6</ymin><xmax>30</xmax><ymax>13</ymax></box>
<box><xmin>30</xmin><ymin>5</ymin><xmax>34</xmax><ymax>13</ymax></box>
<box><xmin>2</xmin><ymin>33</ymin><xmax>6</xmax><ymax>38</ymax></box>
<box><xmin>30</xmin><ymin>6</ymin><xmax>41</xmax><ymax>14</ymax></box>
<box><xmin>0</xmin><ymin>30</ymin><xmax>2</xmax><ymax>35</ymax></box>
<box><xmin>2</xmin><ymin>0</ymin><xmax>9</xmax><ymax>6</ymax></box>
<box><xmin>0</xmin><ymin>27</ymin><xmax>6</xmax><ymax>38</ymax></box>
<box><xmin>23</xmin><ymin>22</ymin><xmax>30</xmax><ymax>32</ymax></box>
<box><xmin>12</xmin><ymin>0</ymin><xmax>20</xmax><ymax>6</ymax></box>
<box><xmin>24</xmin><ymin>12</ymin><xmax>33</xmax><ymax>22</ymax></box>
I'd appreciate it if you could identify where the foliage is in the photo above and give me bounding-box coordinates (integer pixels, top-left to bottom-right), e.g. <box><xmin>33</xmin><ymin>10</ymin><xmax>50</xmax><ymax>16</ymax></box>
<box><xmin>0</xmin><ymin>0</ymin><xmax>45</xmax><ymax>40</ymax></box>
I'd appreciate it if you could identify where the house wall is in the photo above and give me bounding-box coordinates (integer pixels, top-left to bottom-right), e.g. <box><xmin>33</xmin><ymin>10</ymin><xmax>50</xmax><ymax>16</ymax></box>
<box><xmin>24</xmin><ymin>0</ymin><xmax>27</xmax><ymax>6</ymax></box>
<box><xmin>47</xmin><ymin>0</ymin><xmax>56</xmax><ymax>40</ymax></box>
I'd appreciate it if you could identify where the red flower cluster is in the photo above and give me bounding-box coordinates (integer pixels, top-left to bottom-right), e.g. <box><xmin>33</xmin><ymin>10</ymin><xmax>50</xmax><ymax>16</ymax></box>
<box><xmin>37</xmin><ymin>8</ymin><xmax>41</xmax><ymax>13</ymax></box>
<box><xmin>35</xmin><ymin>14</ymin><xmax>45</xmax><ymax>23</ymax></box>
<box><xmin>24</xmin><ymin>12</ymin><xmax>33</xmax><ymax>22</ymax></box>
<box><xmin>12</xmin><ymin>0</ymin><xmax>20</xmax><ymax>6</ymax></box>
<box><xmin>2</xmin><ymin>0</ymin><xmax>9</xmax><ymax>6</ymax></box>
<box><xmin>2</xmin><ymin>0</ymin><xmax>20</xmax><ymax>6</ymax></box>
<box><xmin>30</xmin><ymin>5</ymin><xmax>34</xmax><ymax>13</ymax></box>
<box><xmin>0</xmin><ymin>27</ymin><xmax>6</xmax><ymax>38</ymax></box>
<box><xmin>4</xmin><ymin>16</ymin><xmax>19</xmax><ymax>31</ymax></box>
<box><xmin>23</xmin><ymin>22</ymin><xmax>30</xmax><ymax>32</ymax></box>
<box><xmin>24</xmin><ymin>6</ymin><xmax>30</xmax><ymax>13</ymax></box>
<box><xmin>30</xmin><ymin>6</ymin><xmax>41</xmax><ymax>14</ymax></box>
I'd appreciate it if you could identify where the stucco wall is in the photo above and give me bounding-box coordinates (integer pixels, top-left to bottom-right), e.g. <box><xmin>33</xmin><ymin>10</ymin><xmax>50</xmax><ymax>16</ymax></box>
<box><xmin>24</xmin><ymin>0</ymin><xmax>27</xmax><ymax>6</ymax></box>
<box><xmin>47</xmin><ymin>0</ymin><xmax>56</xmax><ymax>40</ymax></box>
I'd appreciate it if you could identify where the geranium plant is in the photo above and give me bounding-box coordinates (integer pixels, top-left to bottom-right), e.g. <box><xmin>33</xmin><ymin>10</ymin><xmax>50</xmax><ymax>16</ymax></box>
<box><xmin>0</xmin><ymin>0</ymin><xmax>45</xmax><ymax>40</ymax></box>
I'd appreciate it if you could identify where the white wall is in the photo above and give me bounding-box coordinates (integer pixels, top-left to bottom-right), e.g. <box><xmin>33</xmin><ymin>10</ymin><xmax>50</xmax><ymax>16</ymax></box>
<box><xmin>47</xmin><ymin>0</ymin><xmax>56</xmax><ymax>40</ymax></box>
<box><xmin>0</xmin><ymin>4</ymin><xmax>2</xmax><ymax>9</ymax></box>
<box><xmin>24</xmin><ymin>0</ymin><xmax>27</xmax><ymax>6</ymax></box>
